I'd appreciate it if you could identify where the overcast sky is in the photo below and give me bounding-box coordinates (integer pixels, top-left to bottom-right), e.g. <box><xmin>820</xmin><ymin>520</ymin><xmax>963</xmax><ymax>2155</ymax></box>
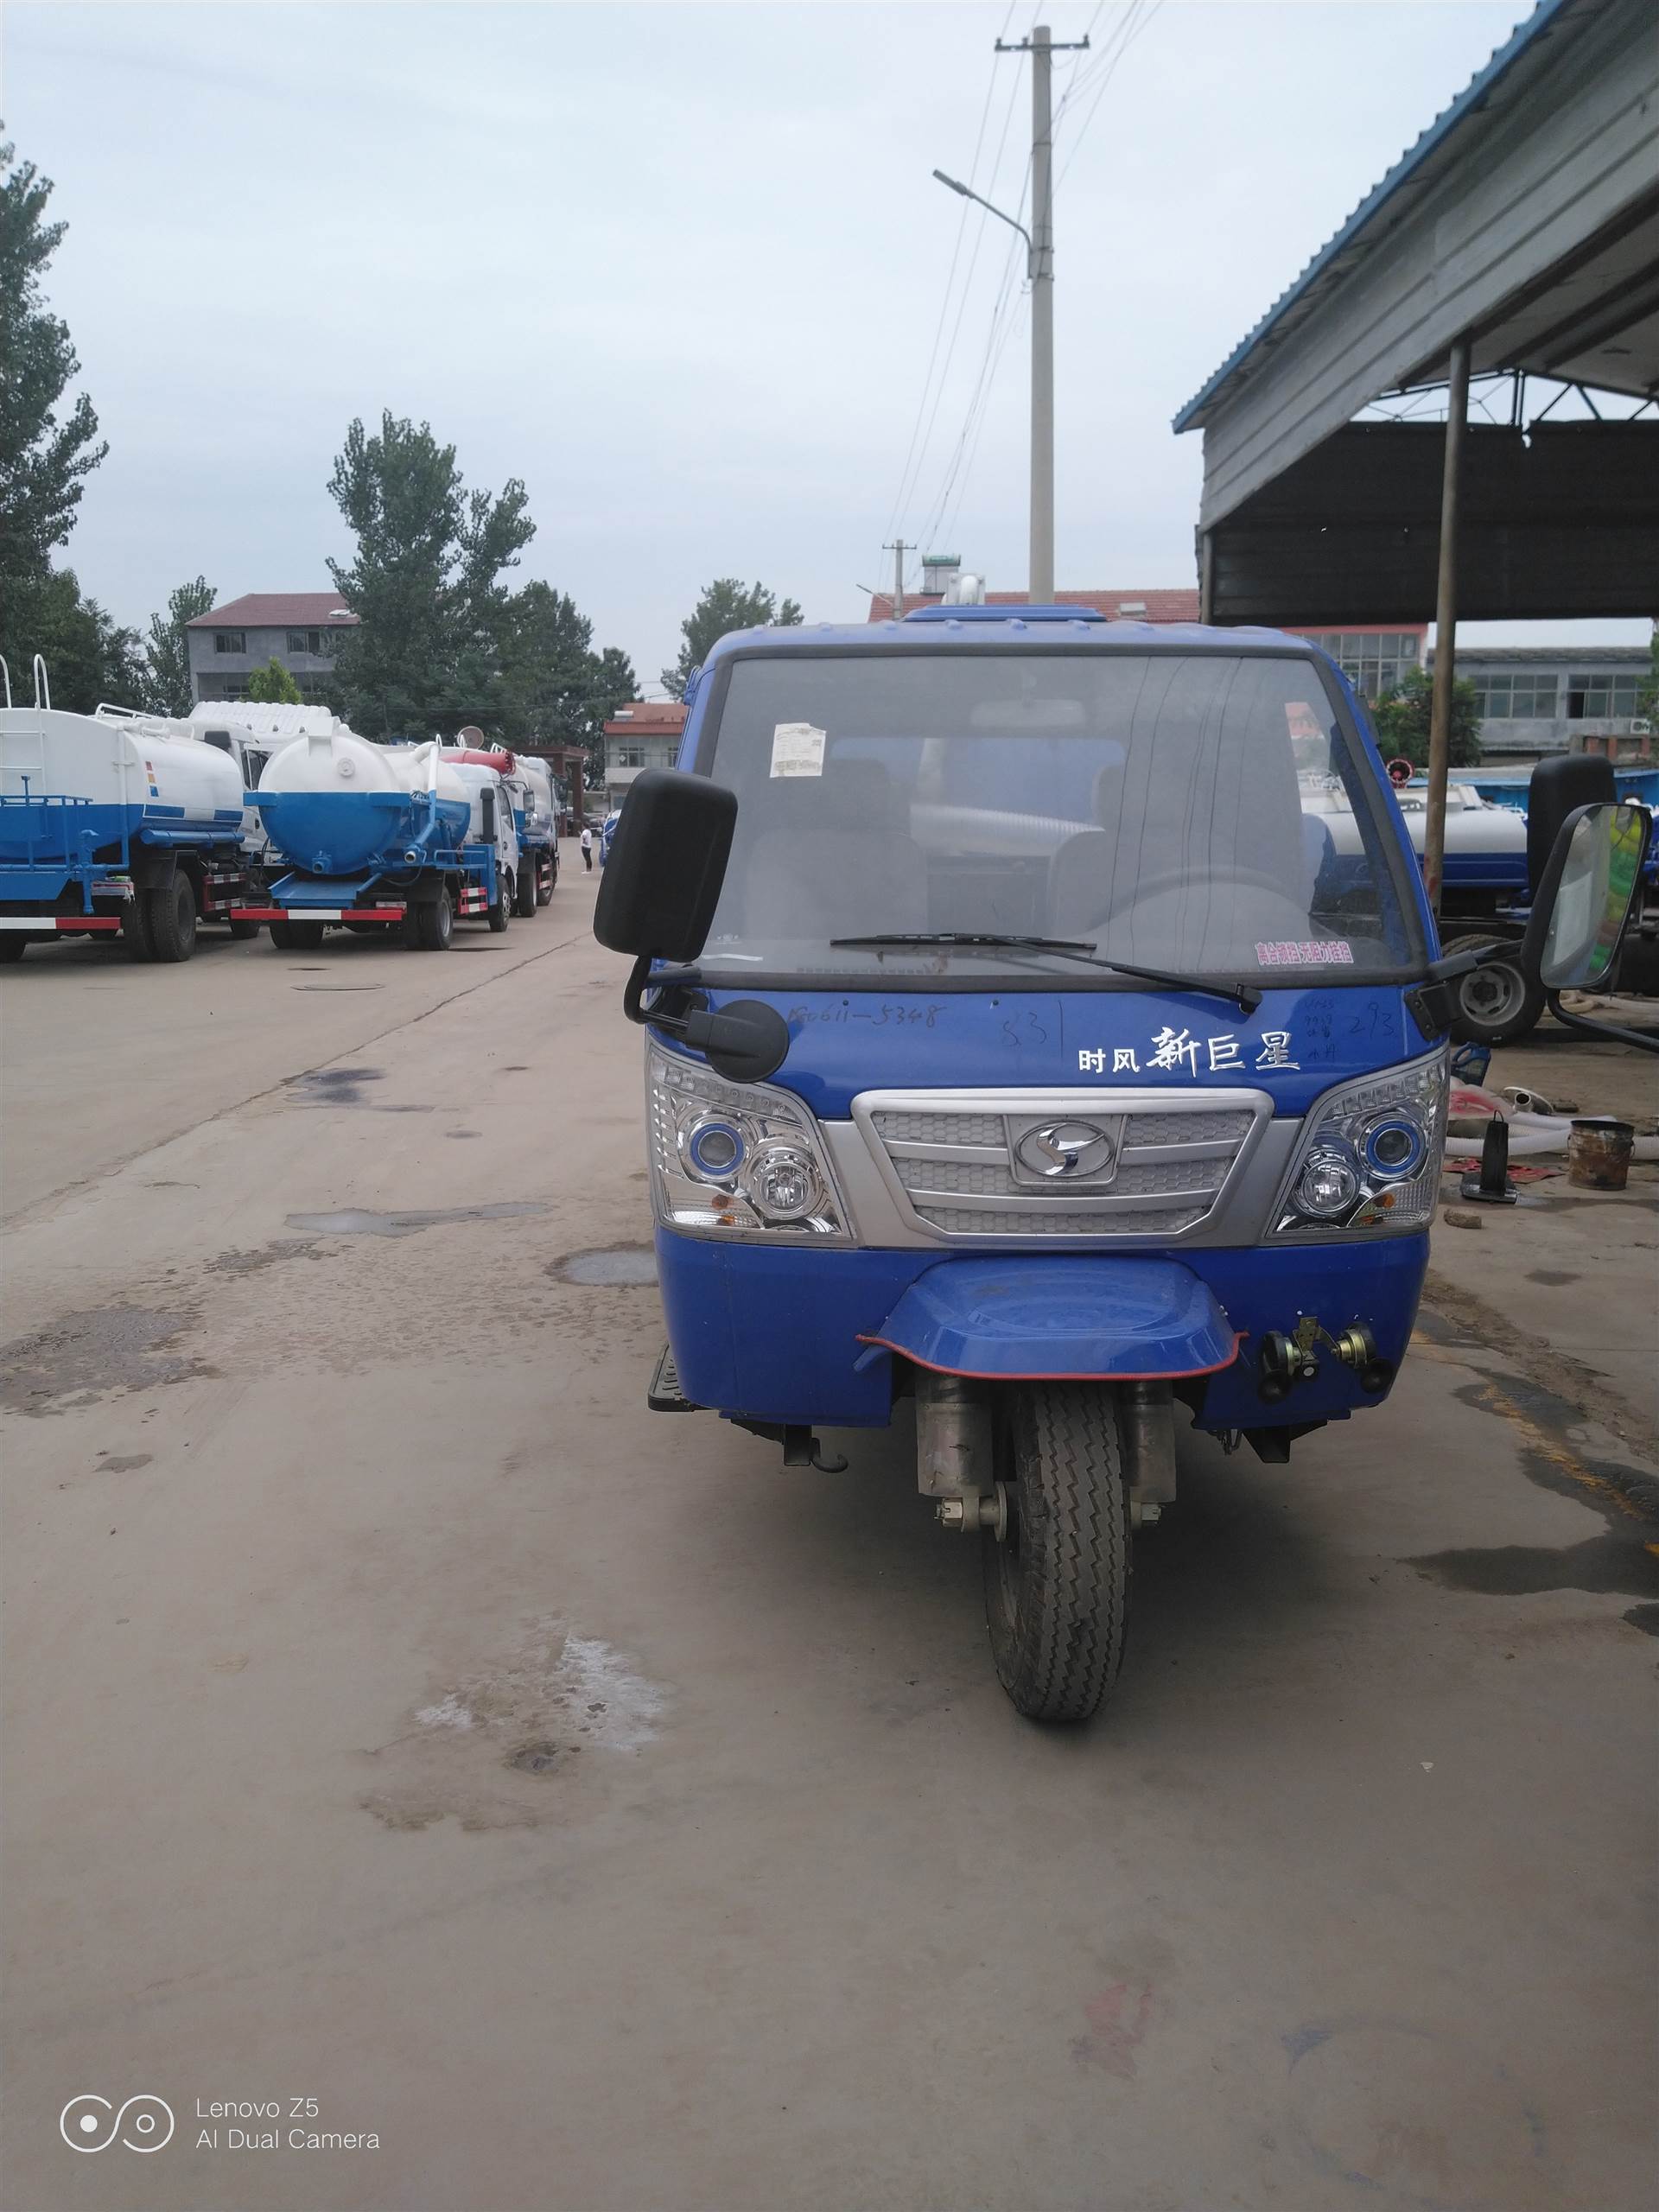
<box><xmin>5</xmin><ymin>0</ymin><xmax>1643</xmax><ymax>690</ymax></box>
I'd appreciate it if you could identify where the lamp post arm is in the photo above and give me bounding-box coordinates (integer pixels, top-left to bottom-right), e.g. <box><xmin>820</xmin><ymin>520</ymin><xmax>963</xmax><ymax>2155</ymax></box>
<box><xmin>931</xmin><ymin>169</ymin><xmax>1033</xmax><ymax>272</ymax></box>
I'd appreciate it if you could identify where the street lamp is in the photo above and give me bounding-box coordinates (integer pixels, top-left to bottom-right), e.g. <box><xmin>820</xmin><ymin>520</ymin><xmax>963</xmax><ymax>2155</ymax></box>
<box><xmin>931</xmin><ymin>168</ymin><xmax>1033</xmax><ymax>271</ymax></box>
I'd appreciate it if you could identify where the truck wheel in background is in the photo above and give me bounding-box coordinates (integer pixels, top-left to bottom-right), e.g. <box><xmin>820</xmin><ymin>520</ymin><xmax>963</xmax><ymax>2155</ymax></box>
<box><xmin>488</xmin><ymin>871</ymin><xmax>511</xmax><ymax>932</ymax></box>
<box><xmin>270</xmin><ymin>918</ymin><xmax>326</xmax><ymax>951</ymax></box>
<box><xmin>143</xmin><ymin>874</ymin><xmax>199</xmax><ymax>963</ymax></box>
<box><xmin>124</xmin><ymin>893</ymin><xmax>157</xmax><ymax>961</ymax></box>
<box><xmin>982</xmin><ymin>1382</ymin><xmax>1130</xmax><ymax>1723</ymax></box>
<box><xmin>537</xmin><ymin>852</ymin><xmax>556</xmax><ymax>903</ymax></box>
<box><xmin>226</xmin><ymin>917</ymin><xmax>262</xmax><ymax>941</ymax></box>
<box><xmin>1442</xmin><ymin>931</ymin><xmax>1545</xmax><ymax>1047</ymax></box>
<box><xmin>514</xmin><ymin>863</ymin><xmax>537</xmax><ymax>918</ymax></box>
<box><xmin>410</xmin><ymin>889</ymin><xmax>454</xmax><ymax>951</ymax></box>
<box><xmin>0</xmin><ymin>936</ymin><xmax>27</xmax><ymax>963</ymax></box>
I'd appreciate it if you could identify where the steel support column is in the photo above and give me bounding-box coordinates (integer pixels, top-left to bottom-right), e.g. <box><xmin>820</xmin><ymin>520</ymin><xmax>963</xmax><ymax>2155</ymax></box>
<box><xmin>1424</xmin><ymin>334</ymin><xmax>1471</xmax><ymax>913</ymax></box>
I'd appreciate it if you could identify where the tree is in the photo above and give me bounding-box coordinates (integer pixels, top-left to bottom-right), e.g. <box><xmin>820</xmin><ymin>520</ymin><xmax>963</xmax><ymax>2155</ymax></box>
<box><xmin>142</xmin><ymin>575</ymin><xmax>214</xmax><ymax>716</ymax></box>
<box><xmin>246</xmin><ymin>657</ymin><xmax>302</xmax><ymax>704</ymax></box>
<box><xmin>1637</xmin><ymin>620</ymin><xmax>1658</xmax><ymax>721</ymax></box>
<box><xmin>0</xmin><ymin>140</ymin><xmax>107</xmax><ymax>594</ymax></box>
<box><xmin>661</xmin><ymin>578</ymin><xmax>802</xmax><ymax>700</ymax></box>
<box><xmin>325</xmin><ymin>410</ymin><xmax>533</xmax><ymax>734</ymax></box>
<box><xmin>494</xmin><ymin>582</ymin><xmax>638</xmax><ymax>783</ymax></box>
<box><xmin>0</xmin><ymin>567</ymin><xmax>143</xmax><ymax>714</ymax></box>
<box><xmin>1371</xmin><ymin>667</ymin><xmax>1482</xmax><ymax>770</ymax></box>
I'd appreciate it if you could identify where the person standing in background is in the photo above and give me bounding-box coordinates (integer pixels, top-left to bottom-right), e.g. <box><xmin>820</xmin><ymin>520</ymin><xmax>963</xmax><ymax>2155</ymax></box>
<box><xmin>580</xmin><ymin>824</ymin><xmax>594</xmax><ymax>872</ymax></box>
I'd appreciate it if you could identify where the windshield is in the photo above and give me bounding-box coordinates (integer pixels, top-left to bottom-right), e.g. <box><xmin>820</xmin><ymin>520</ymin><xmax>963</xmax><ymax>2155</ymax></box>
<box><xmin>696</xmin><ymin>651</ymin><xmax>1423</xmax><ymax>982</ymax></box>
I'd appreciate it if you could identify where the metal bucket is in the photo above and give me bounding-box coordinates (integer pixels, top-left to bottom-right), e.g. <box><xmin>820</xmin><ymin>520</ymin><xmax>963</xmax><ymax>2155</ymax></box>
<box><xmin>1566</xmin><ymin>1118</ymin><xmax>1634</xmax><ymax>1192</ymax></box>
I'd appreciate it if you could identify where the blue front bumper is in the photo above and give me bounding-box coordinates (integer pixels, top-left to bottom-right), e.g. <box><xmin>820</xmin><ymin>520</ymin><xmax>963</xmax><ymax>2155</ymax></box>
<box><xmin>655</xmin><ymin>1230</ymin><xmax>1429</xmax><ymax>1433</ymax></box>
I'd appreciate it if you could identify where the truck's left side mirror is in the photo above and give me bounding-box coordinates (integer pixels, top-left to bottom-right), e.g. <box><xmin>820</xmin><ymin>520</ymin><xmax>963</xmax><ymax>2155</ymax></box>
<box><xmin>594</xmin><ymin>768</ymin><xmax>737</xmax><ymax>963</ymax></box>
<box><xmin>1519</xmin><ymin>800</ymin><xmax>1656</xmax><ymax>1054</ymax></box>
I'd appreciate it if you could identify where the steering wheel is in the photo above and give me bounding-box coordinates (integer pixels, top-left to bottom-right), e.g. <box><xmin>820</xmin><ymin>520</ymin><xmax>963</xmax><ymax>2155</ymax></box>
<box><xmin>1081</xmin><ymin>867</ymin><xmax>1299</xmax><ymax>931</ymax></box>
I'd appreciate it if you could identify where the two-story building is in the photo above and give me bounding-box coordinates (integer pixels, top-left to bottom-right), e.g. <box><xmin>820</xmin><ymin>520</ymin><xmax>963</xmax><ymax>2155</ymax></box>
<box><xmin>1424</xmin><ymin>642</ymin><xmax>1652</xmax><ymax>764</ymax></box>
<box><xmin>187</xmin><ymin>592</ymin><xmax>360</xmax><ymax>704</ymax></box>
<box><xmin>601</xmin><ymin>701</ymin><xmax>688</xmax><ymax>815</ymax></box>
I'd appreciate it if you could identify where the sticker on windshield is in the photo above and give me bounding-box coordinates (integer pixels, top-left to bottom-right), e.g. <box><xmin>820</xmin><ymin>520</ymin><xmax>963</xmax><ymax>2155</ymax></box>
<box><xmin>770</xmin><ymin>722</ymin><xmax>826</xmax><ymax>778</ymax></box>
<box><xmin>1255</xmin><ymin>939</ymin><xmax>1354</xmax><ymax>967</ymax></box>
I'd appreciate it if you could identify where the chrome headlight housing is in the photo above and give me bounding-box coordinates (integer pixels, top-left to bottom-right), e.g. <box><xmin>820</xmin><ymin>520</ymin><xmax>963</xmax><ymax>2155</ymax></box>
<box><xmin>1272</xmin><ymin>1050</ymin><xmax>1447</xmax><ymax>1236</ymax></box>
<box><xmin>647</xmin><ymin>1044</ymin><xmax>851</xmax><ymax>1241</ymax></box>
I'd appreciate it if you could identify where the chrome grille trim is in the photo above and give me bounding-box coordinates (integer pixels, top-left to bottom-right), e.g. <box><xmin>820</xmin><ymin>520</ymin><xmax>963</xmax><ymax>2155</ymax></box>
<box><xmin>851</xmin><ymin>1086</ymin><xmax>1274</xmax><ymax>1243</ymax></box>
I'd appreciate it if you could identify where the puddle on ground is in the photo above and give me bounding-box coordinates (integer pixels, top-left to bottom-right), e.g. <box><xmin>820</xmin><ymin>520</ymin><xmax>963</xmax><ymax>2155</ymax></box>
<box><xmin>286</xmin><ymin>1202</ymin><xmax>547</xmax><ymax>1239</ymax></box>
<box><xmin>284</xmin><ymin>1065</ymin><xmax>384</xmax><ymax>1107</ymax></box>
<box><xmin>550</xmin><ymin>1246</ymin><xmax>658</xmax><ymax>1287</ymax></box>
<box><xmin>0</xmin><ymin>1306</ymin><xmax>201</xmax><ymax>1417</ymax></box>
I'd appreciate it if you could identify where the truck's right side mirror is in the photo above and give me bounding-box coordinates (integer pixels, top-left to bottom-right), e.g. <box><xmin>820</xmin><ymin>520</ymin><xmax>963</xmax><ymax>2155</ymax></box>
<box><xmin>1519</xmin><ymin>800</ymin><xmax>1656</xmax><ymax>1053</ymax></box>
<box><xmin>594</xmin><ymin>768</ymin><xmax>737</xmax><ymax>963</ymax></box>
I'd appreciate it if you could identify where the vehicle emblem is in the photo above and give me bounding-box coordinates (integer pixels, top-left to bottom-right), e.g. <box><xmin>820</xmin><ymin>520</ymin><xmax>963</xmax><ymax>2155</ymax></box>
<box><xmin>1013</xmin><ymin>1120</ymin><xmax>1116</xmax><ymax>1180</ymax></box>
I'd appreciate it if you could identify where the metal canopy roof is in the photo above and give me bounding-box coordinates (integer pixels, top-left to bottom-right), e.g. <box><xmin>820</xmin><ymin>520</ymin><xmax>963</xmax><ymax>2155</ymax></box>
<box><xmin>1175</xmin><ymin>0</ymin><xmax>1658</xmax><ymax>625</ymax></box>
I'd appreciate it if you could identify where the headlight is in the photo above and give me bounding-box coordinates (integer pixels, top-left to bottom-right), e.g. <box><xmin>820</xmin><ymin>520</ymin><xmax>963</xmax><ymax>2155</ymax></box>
<box><xmin>1273</xmin><ymin>1050</ymin><xmax>1447</xmax><ymax>1236</ymax></box>
<box><xmin>647</xmin><ymin>1044</ymin><xmax>850</xmax><ymax>1241</ymax></box>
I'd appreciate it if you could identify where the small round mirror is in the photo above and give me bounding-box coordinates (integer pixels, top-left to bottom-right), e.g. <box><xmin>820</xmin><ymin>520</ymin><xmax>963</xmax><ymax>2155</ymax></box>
<box><xmin>1538</xmin><ymin>802</ymin><xmax>1648</xmax><ymax>990</ymax></box>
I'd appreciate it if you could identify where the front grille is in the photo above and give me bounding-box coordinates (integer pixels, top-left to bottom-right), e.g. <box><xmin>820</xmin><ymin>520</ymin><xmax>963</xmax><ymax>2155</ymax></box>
<box><xmin>860</xmin><ymin>1094</ymin><xmax>1263</xmax><ymax>1240</ymax></box>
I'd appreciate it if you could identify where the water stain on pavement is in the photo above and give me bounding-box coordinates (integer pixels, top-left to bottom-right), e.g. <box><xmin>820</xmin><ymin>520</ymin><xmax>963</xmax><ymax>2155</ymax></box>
<box><xmin>284</xmin><ymin>1065</ymin><xmax>385</xmax><ymax>1107</ymax></box>
<box><xmin>286</xmin><ymin>1202</ymin><xmax>547</xmax><ymax>1238</ymax></box>
<box><xmin>206</xmin><ymin>1238</ymin><xmax>322</xmax><ymax>1276</ymax></box>
<box><xmin>0</xmin><ymin>1307</ymin><xmax>204</xmax><ymax>1417</ymax></box>
<box><xmin>549</xmin><ymin>1246</ymin><xmax>657</xmax><ymax>1287</ymax></box>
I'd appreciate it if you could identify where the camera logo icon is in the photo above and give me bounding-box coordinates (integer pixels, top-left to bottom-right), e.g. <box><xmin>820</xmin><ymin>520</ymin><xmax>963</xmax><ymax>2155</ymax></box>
<box><xmin>60</xmin><ymin>2094</ymin><xmax>175</xmax><ymax>2153</ymax></box>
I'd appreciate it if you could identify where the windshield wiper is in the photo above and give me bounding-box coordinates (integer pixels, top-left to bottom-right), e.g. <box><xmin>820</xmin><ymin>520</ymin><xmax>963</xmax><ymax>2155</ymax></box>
<box><xmin>828</xmin><ymin>932</ymin><xmax>1262</xmax><ymax>1014</ymax></box>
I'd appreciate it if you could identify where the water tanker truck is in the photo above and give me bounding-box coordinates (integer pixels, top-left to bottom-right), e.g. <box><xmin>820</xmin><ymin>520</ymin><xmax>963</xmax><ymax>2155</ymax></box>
<box><xmin>0</xmin><ymin>661</ymin><xmax>259</xmax><ymax>963</ymax></box>
<box><xmin>439</xmin><ymin>740</ymin><xmax>558</xmax><ymax>915</ymax></box>
<box><xmin>236</xmin><ymin>726</ymin><xmax>508</xmax><ymax>950</ymax></box>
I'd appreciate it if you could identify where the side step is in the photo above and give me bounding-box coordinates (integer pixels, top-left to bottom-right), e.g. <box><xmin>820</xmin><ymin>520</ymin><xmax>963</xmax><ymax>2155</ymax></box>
<box><xmin>648</xmin><ymin>1344</ymin><xmax>702</xmax><ymax>1414</ymax></box>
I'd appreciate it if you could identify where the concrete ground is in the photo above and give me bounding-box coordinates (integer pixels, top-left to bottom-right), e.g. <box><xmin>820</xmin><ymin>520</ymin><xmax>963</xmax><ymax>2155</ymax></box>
<box><xmin>3</xmin><ymin>861</ymin><xmax>1656</xmax><ymax>2212</ymax></box>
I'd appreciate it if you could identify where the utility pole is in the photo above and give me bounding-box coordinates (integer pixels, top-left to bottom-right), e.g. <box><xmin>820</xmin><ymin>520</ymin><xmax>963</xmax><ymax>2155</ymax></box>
<box><xmin>883</xmin><ymin>538</ymin><xmax>909</xmax><ymax>619</ymax></box>
<box><xmin>996</xmin><ymin>23</ymin><xmax>1087</xmax><ymax>604</ymax></box>
<box><xmin>1424</xmin><ymin>334</ymin><xmax>1471</xmax><ymax>915</ymax></box>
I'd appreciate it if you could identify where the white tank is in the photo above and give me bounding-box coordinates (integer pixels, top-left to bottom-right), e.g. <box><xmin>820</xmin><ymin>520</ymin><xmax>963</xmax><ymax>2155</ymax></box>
<box><xmin>0</xmin><ymin>705</ymin><xmax>245</xmax><ymax>827</ymax></box>
<box><xmin>257</xmin><ymin>732</ymin><xmax>474</xmax><ymax>875</ymax></box>
<box><xmin>513</xmin><ymin>756</ymin><xmax>556</xmax><ymax>840</ymax></box>
<box><xmin>443</xmin><ymin>760</ymin><xmax>523</xmax><ymax>874</ymax></box>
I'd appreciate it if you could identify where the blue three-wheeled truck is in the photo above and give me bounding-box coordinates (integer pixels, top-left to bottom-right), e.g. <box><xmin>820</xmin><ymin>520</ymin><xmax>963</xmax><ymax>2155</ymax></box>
<box><xmin>595</xmin><ymin>607</ymin><xmax>1654</xmax><ymax>1721</ymax></box>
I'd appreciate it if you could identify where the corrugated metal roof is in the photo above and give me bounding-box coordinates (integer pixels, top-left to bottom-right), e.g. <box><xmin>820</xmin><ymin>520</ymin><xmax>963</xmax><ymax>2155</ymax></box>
<box><xmin>1172</xmin><ymin>0</ymin><xmax>1579</xmax><ymax>433</ymax></box>
<box><xmin>187</xmin><ymin>592</ymin><xmax>359</xmax><ymax>629</ymax></box>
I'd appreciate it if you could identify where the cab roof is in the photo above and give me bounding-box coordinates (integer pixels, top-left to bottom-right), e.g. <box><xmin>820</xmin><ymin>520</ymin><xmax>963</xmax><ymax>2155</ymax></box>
<box><xmin>699</xmin><ymin>614</ymin><xmax>1321</xmax><ymax>668</ymax></box>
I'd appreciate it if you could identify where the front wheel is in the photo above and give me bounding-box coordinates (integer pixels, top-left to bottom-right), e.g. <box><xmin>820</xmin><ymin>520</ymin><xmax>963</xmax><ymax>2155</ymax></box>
<box><xmin>1443</xmin><ymin>931</ymin><xmax>1546</xmax><ymax>1047</ymax></box>
<box><xmin>488</xmin><ymin>870</ymin><xmax>511</xmax><ymax>933</ymax></box>
<box><xmin>536</xmin><ymin>853</ymin><xmax>556</xmax><ymax>904</ymax></box>
<box><xmin>982</xmin><ymin>1382</ymin><xmax>1130</xmax><ymax>1723</ymax></box>
<box><xmin>514</xmin><ymin>862</ymin><xmax>537</xmax><ymax>918</ymax></box>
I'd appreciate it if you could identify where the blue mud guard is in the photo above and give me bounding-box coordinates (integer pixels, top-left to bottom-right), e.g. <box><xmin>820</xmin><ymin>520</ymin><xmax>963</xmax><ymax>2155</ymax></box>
<box><xmin>860</xmin><ymin>1256</ymin><xmax>1240</xmax><ymax>1382</ymax></box>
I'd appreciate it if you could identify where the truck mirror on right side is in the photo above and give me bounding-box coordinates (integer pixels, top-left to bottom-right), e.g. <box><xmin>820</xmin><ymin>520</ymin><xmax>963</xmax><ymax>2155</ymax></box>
<box><xmin>594</xmin><ymin>768</ymin><xmax>737</xmax><ymax>963</ymax></box>
<box><xmin>1520</xmin><ymin>800</ymin><xmax>1656</xmax><ymax>1054</ymax></box>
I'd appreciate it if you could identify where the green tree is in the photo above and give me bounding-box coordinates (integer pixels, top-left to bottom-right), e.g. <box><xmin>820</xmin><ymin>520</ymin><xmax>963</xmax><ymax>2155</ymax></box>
<box><xmin>1371</xmin><ymin>666</ymin><xmax>1482</xmax><ymax>770</ymax></box>
<box><xmin>2</xmin><ymin>566</ymin><xmax>143</xmax><ymax>714</ymax></box>
<box><xmin>325</xmin><ymin>410</ymin><xmax>533</xmax><ymax>734</ymax></box>
<box><xmin>495</xmin><ymin>582</ymin><xmax>638</xmax><ymax>783</ymax></box>
<box><xmin>661</xmin><ymin>578</ymin><xmax>802</xmax><ymax>701</ymax></box>
<box><xmin>0</xmin><ymin>139</ymin><xmax>107</xmax><ymax>593</ymax></box>
<box><xmin>246</xmin><ymin>656</ymin><xmax>302</xmax><ymax>704</ymax></box>
<box><xmin>142</xmin><ymin>575</ymin><xmax>214</xmax><ymax>716</ymax></box>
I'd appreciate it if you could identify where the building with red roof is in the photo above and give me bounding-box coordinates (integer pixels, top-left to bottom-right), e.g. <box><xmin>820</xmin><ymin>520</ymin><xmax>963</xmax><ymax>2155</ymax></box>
<box><xmin>186</xmin><ymin>592</ymin><xmax>359</xmax><ymax>704</ymax></box>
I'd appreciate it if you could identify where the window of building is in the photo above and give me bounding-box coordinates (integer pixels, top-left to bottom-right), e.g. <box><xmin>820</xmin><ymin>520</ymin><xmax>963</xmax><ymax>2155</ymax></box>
<box><xmin>1471</xmin><ymin>672</ymin><xmax>1560</xmax><ymax>720</ymax></box>
<box><xmin>1311</xmin><ymin>632</ymin><xmax>1421</xmax><ymax>701</ymax></box>
<box><xmin>213</xmin><ymin>632</ymin><xmax>245</xmax><ymax>654</ymax></box>
<box><xmin>614</xmin><ymin>745</ymin><xmax>646</xmax><ymax>767</ymax></box>
<box><xmin>287</xmin><ymin>628</ymin><xmax>340</xmax><ymax>657</ymax></box>
<box><xmin>1566</xmin><ymin>673</ymin><xmax>1642</xmax><ymax>720</ymax></box>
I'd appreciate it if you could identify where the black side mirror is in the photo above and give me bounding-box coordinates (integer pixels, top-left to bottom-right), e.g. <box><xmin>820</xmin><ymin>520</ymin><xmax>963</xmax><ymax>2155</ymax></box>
<box><xmin>1520</xmin><ymin>800</ymin><xmax>1656</xmax><ymax>1054</ymax></box>
<box><xmin>594</xmin><ymin>768</ymin><xmax>737</xmax><ymax>963</ymax></box>
<box><xmin>480</xmin><ymin>785</ymin><xmax>496</xmax><ymax>843</ymax></box>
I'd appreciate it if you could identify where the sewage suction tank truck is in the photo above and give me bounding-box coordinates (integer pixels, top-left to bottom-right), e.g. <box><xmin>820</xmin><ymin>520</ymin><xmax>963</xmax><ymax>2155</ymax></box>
<box><xmin>0</xmin><ymin>662</ymin><xmax>257</xmax><ymax>962</ymax></box>
<box><xmin>238</xmin><ymin>725</ymin><xmax>499</xmax><ymax>950</ymax></box>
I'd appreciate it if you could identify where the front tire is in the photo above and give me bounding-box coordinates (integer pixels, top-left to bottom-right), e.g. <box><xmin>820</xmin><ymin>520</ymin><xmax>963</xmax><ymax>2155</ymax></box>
<box><xmin>514</xmin><ymin>862</ymin><xmax>537</xmax><ymax>918</ymax></box>
<box><xmin>982</xmin><ymin>1382</ymin><xmax>1130</xmax><ymax>1723</ymax></box>
<box><xmin>537</xmin><ymin>852</ymin><xmax>556</xmax><ymax>904</ymax></box>
<box><xmin>487</xmin><ymin>870</ymin><xmax>512</xmax><ymax>932</ymax></box>
<box><xmin>1443</xmin><ymin>931</ymin><xmax>1545</xmax><ymax>1047</ymax></box>
<box><xmin>144</xmin><ymin>874</ymin><xmax>199</xmax><ymax>963</ymax></box>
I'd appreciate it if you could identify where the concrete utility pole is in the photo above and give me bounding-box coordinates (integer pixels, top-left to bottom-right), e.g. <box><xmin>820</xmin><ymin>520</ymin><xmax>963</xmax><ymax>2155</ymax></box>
<box><xmin>1424</xmin><ymin>334</ymin><xmax>1472</xmax><ymax>915</ymax></box>
<box><xmin>883</xmin><ymin>539</ymin><xmax>909</xmax><ymax>619</ymax></box>
<box><xmin>995</xmin><ymin>23</ymin><xmax>1087</xmax><ymax>604</ymax></box>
